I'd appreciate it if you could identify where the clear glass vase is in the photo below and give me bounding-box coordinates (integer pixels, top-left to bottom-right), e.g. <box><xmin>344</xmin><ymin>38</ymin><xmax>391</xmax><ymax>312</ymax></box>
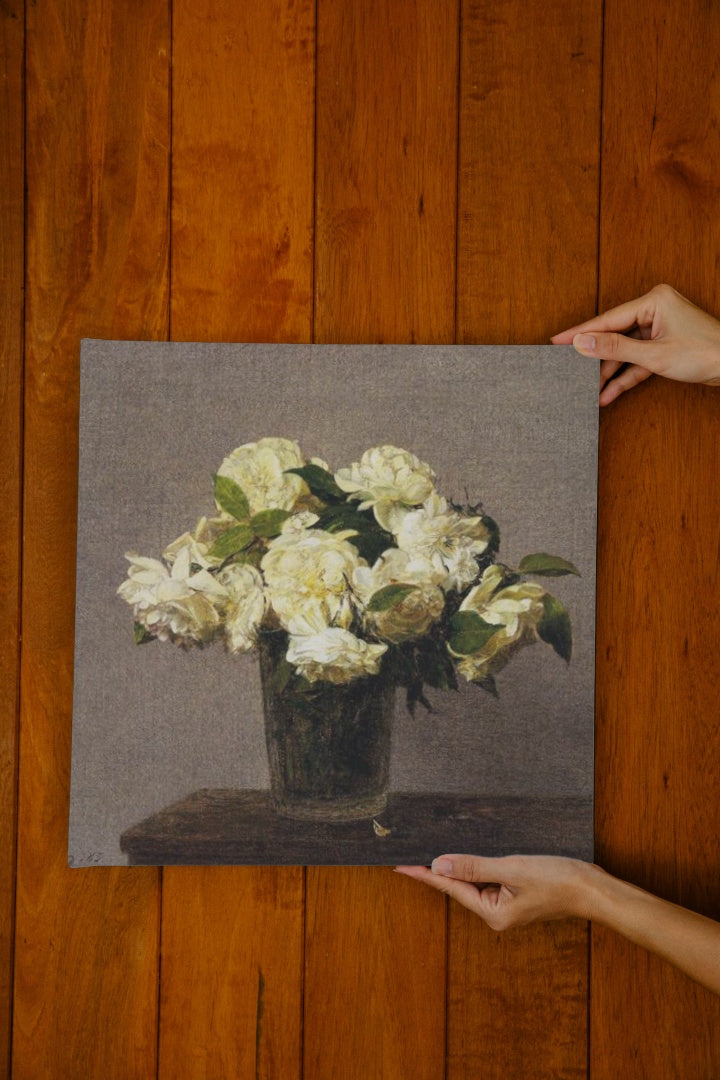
<box><xmin>259</xmin><ymin>633</ymin><xmax>394</xmax><ymax>821</ymax></box>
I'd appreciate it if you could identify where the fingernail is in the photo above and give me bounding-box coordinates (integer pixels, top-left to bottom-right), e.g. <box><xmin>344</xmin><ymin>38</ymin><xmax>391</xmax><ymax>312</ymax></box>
<box><xmin>574</xmin><ymin>333</ymin><xmax>596</xmax><ymax>352</ymax></box>
<box><xmin>431</xmin><ymin>858</ymin><xmax>453</xmax><ymax>875</ymax></box>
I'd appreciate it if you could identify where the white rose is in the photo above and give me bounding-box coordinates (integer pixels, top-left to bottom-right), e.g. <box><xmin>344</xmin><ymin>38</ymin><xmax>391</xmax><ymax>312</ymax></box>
<box><xmin>334</xmin><ymin>445</ymin><xmax>436</xmax><ymax>529</ymax></box>
<box><xmin>217</xmin><ymin>436</ymin><xmax>308</xmax><ymax>516</ymax></box>
<box><xmin>451</xmin><ymin>565</ymin><xmax>547</xmax><ymax>682</ymax></box>
<box><xmin>118</xmin><ymin>544</ymin><xmax>225</xmax><ymax>645</ymax></box>
<box><xmin>286</xmin><ymin>617</ymin><xmax>388</xmax><ymax>685</ymax></box>
<box><xmin>391</xmin><ymin>493</ymin><xmax>490</xmax><ymax>591</ymax></box>
<box><xmin>261</xmin><ymin>529</ymin><xmax>363</xmax><ymax>630</ymax></box>
<box><xmin>162</xmin><ymin>529</ymin><xmax>216</xmax><ymax>568</ymax></box>
<box><xmin>352</xmin><ymin>548</ymin><xmax>446</xmax><ymax>643</ymax></box>
<box><xmin>217</xmin><ymin>563</ymin><xmax>267</xmax><ymax>653</ymax></box>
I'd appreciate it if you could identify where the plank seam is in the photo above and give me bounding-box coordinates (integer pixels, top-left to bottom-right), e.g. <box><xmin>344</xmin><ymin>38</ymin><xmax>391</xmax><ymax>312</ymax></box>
<box><xmin>590</xmin><ymin>3</ymin><xmax>605</xmax><ymax>1072</ymax></box>
<box><xmin>8</xmin><ymin>2</ymin><xmax>28</xmax><ymax>1073</ymax></box>
<box><xmin>595</xmin><ymin>0</ymin><xmax>606</xmax><ymax>316</ymax></box>
<box><xmin>168</xmin><ymin>0</ymin><xmax>174</xmax><ymax>344</ymax></box>
<box><xmin>311</xmin><ymin>0</ymin><xmax>318</xmax><ymax>348</ymax></box>
<box><xmin>453</xmin><ymin>0</ymin><xmax>463</xmax><ymax>347</ymax></box>
<box><xmin>155</xmin><ymin>869</ymin><xmax>164</xmax><ymax>1080</ymax></box>
<box><xmin>303</xmin><ymin>3</ymin><xmax>318</xmax><ymax>1073</ymax></box>
<box><xmin>157</xmin><ymin>1</ymin><xmax>173</xmax><ymax>1075</ymax></box>
<box><xmin>447</xmin><ymin>0</ymin><xmax>462</xmax><ymax>1072</ymax></box>
<box><xmin>300</xmin><ymin>865</ymin><xmax>307</xmax><ymax>1080</ymax></box>
<box><xmin>443</xmin><ymin>896</ymin><xmax>450</xmax><ymax>1080</ymax></box>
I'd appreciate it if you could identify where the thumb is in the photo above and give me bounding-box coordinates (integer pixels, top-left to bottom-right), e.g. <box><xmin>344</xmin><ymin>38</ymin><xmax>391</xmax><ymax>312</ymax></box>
<box><xmin>573</xmin><ymin>331</ymin><xmax>664</xmax><ymax>372</ymax></box>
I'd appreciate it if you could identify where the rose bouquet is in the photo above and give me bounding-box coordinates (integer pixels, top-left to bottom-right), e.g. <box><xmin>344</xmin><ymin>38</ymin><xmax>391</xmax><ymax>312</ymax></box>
<box><xmin>118</xmin><ymin>437</ymin><xmax>578</xmax><ymax>713</ymax></box>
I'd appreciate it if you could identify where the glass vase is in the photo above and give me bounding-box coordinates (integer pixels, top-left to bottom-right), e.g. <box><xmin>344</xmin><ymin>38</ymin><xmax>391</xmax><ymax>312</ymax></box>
<box><xmin>259</xmin><ymin>633</ymin><xmax>394</xmax><ymax>821</ymax></box>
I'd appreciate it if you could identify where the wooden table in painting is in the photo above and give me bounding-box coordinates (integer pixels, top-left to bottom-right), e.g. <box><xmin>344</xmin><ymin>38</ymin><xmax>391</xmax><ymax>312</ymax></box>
<box><xmin>120</xmin><ymin>791</ymin><xmax>593</xmax><ymax>866</ymax></box>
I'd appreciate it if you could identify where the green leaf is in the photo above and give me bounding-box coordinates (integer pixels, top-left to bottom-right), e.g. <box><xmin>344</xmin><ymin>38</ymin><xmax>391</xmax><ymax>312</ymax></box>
<box><xmin>213</xmin><ymin>474</ymin><xmax>250</xmax><ymax>521</ymax></box>
<box><xmin>208</xmin><ymin>523</ymin><xmax>254</xmax><ymax>560</ymax></box>
<box><xmin>483</xmin><ymin>514</ymin><xmax>501</xmax><ymax>552</ymax></box>
<box><xmin>133</xmin><ymin>622</ymin><xmax>155</xmax><ymax>645</ymax></box>
<box><xmin>448</xmin><ymin>611</ymin><xmax>499</xmax><ymax>656</ymax></box>
<box><xmin>538</xmin><ymin>593</ymin><xmax>573</xmax><ymax>662</ymax></box>
<box><xmin>348</xmin><ymin>530</ymin><xmax>395</xmax><ymax>564</ymax></box>
<box><xmin>251</xmin><ymin>509</ymin><xmax>292</xmax><ymax>538</ymax></box>
<box><xmin>285</xmin><ymin>464</ymin><xmax>344</xmax><ymax>501</ymax></box>
<box><xmin>314</xmin><ymin>504</ymin><xmax>368</xmax><ymax>531</ymax></box>
<box><xmin>313</xmin><ymin>505</ymin><xmax>394</xmax><ymax>564</ymax></box>
<box><xmin>406</xmin><ymin>681</ymin><xmax>433</xmax><ymax>716</ymax></box>
<box><xmin>518</xmin><ymin>552</ymin><xmax>580</xmax><ymax>577</ymax></box>
<box><xmin>272</xmin><ymin>658</ymin><xmax>295</xmax><ymax>695</ymax></box>
<box><xmin>476</xmin><ymin>673</ymin><xmax>498</xmax><ymax>698</ymax></box>
<box><xmin>366</xmin><ymin>583</ymin><xmax>419</xmax><ymax>613</ymax></box>
<box><xmin>415</xmin><ymin>639</ymin><xmax>459</xmax><ymax>691</ymax></box>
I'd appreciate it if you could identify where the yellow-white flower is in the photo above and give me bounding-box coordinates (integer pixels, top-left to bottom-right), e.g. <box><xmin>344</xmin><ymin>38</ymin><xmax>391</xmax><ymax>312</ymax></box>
<box><xmin>352</xmin><ymin>548</ymin><xmax>446</xmax><ymax>643</ymax></box>
<box><xmin>217</xmin><ymin>436</ymin><xmax>308</xmax><ymax>516</ymax></box>
<box><xmin>217</xmin><ymin>563</ymin><xmax>267</xmax><ymax>653</ymax></box>
<box><xmin>286</xmin><ymin>612</ymin><xmax>388</xmax><ymax>685</ymax></box>
<box><xmin>118</xmin><ymin>544</ymin><xmax>225</xmax><ymax>645</ymax></box>
<box><xmin>261</xmin><ymin>529</ymin><xmax>363</xmax><ymax>630</ymax></box>
<box><xmin>451</xmin><ymin>565</ymin><xmax>547</xmax><ymax>682</ymax></box>
<box><xmin>162</xmin><ymin>528</ymin><xmax>217</xmax><ymax>569</ymax></box>
<box><xmin>334</xmin><ymin>445</ymin><xmax>436</xmax><ymax>529</ymax></box>
<box><xmin>389</xmin><ymin>493</ymin><xmax>490</xmax><ymax>591</ymax></box>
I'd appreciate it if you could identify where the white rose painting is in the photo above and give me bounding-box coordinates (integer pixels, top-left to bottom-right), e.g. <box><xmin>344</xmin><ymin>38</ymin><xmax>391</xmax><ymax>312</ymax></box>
<box><xmin>69</xmin><ymin>342</ymin><xmax>598</xmax><ymax>866</ymax></box>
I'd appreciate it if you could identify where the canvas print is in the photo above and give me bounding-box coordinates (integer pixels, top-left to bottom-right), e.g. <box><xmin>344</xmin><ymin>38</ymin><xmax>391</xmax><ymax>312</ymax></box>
<box><xmin>69</xmin><ymin>342</ymin><xmax>597</xmax><ymax>866</ymax></box>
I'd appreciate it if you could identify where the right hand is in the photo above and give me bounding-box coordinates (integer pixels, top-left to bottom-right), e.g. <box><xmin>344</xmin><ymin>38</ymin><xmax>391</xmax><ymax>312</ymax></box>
<box><xmin>551</xmin><ymin>284</ymin><xmax>720</xmax><ymax>405</ymax></box>
<box><xmin>395</xmin><ymin>854</ymin><xmax>596</xmax><ymax>930</ymax></box>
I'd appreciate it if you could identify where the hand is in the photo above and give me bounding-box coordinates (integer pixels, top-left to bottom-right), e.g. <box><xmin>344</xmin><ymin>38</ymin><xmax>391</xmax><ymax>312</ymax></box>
<box><xmin>397</xmin><ymin>854</ymin><xmax>720</xmax><ymax>994</ymax></box>
<box><xmin>395</xmin><ymin>854</ymin><xmax>597</xmax><ymax>930</ymax></box>
<box><xmin>551</xmin><ymin>283</ymin><xmax>720</xmax><ymax>405</ymax></box>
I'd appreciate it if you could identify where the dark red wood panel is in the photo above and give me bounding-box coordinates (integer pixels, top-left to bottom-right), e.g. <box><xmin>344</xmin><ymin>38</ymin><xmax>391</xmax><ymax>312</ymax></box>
<box><xmin>314</xmin><ymin>0</ymin><xmax>458</xmax><ymax>346</ymax></box>
<box><xmin>5</xmin><ymin>0</ymin><xmax>720</xmax><ymax>1072</ymax></box>
<box><xmin>450</xmin><ymin>2</ymin><xmax>602</xmax><ymax>1075</ymax></box>
<box><xmin>457</xmin><ymin>0</ymin><xmax>603</xmax><ymax>345</ymax></box>
<box><xmin>0</xmin><ymin>2</ymin><xmax>24</xmax><ymax>1072</ymax></box>
<box><xmin>594</xmin><ymin>5</ymin><xmax>720</xmax><ymax>1070</ymax></box>
<box><xmin>307</xmin><ymin>2</ymin><xmax>458</xmax><ymax>1076</ymax></box>
<box><xmin>13</xmin><ymin>1</ymin><xmax>169</xmax><ymax>1075</ymax></box>
<box><xmin>159</xmin><ymin>2</ymin><xmax>315</xmax><ymax>1075</ymax></box>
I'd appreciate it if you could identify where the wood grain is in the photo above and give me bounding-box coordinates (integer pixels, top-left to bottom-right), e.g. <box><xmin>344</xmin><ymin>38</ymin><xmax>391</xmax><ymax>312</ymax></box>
<box><xmin>305</xmin><ymin>867</ymin><xmax>447</xmax><ymax>1079</ymax></box>
<box><xmin>160</xmin><ymin>868</ymin><xmax>303</xmax><ymax>1080</ymax></box>
<box><xmin>159</xmin><ymin>2</ymin><xmax>315</xmax><ymax>1076</ymax></box>
<box><xmin>0</xmin><ymin>2</ymin><xmax>24</xmax><ymax>1072</ymax></box>
<box><xmin>307</xmin><ymin>2</ymin><xmax>457</xmax><ymax>1076</ymax></box>
<box><xmin>13</xmin><ymin>1</ymin><xmax>169</xmax><ymax>1075</ymax></box>
<box><xmin>449</xmin><ymin>2</ymin><xmax>602</xmax><ymax>1075</ymax></box>
<box><xmin>7</xmin><ymin>0</ymin><xmax>720</xmax><ymax>1072</ymax></box>
<box><xmin>314</xmin><ymin>0</ymin><xmax>458</xmax><ymax>346</ymax></box>
<box><xmin>171</xmin><ymin>0</ymin><xmax>315</xmax><ymax>344</ymax></box>
<box><xmin>457</xmin><ymin>0</ymin><xmax>602</xmax><ymax>345</ymax></box>
<box><xmin>594</xmin><ymin>2</ymin><xmax>720</xmax><ymax>1071</ymax></box>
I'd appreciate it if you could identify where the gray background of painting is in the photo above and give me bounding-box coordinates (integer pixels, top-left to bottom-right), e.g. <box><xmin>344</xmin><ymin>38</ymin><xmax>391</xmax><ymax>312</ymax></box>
<box><xmin>69</xmin><ymin>341</ymin><xmax>598</xmax><ymax>866</ymax></box>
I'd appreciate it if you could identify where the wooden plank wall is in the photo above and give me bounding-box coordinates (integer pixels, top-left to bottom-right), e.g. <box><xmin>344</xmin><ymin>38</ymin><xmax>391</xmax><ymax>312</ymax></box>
<box><xmin>0</xmin><ymin>1</ymin><xmax>23</xmax><ymax>1075</ymax></box>
<box><xmin>3</xmin><ymin>1</ymin><xmax>719</xmax><ymax>1076</ymax></box>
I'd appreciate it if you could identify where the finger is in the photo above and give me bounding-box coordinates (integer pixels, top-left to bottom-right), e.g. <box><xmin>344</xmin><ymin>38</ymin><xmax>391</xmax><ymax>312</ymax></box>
<box><xmin>599</xmin><ymin>365</ymin><xmax>653</xmax><ymax>406</ymax></box>
<box><xmin>395</xmin><ymin>865</ymin><xmax>432</xmax><ymax>881</ymax></box>
<box><xmin>599</xmin><ymin>357</ymin><xmax>624</xmax><ymax>389</ymax></box>
<box><xmin>551</xmin><ymin>291</ymin><xmax>659</xmax><ymax>341</ymax></box>
<box><xmin>572</xmin><ymin>331</ymin><xmax>667</xmax><ymax>372</ymax></box>
<box><xmin>431</xmin><ymin>854</ymin><xmax>509</xmax><ymax>884</ymax></box>
<box><xmin>395</xmin><ymin>866</ymin><xmax>487</xmax><ymax>915</ymax></box>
